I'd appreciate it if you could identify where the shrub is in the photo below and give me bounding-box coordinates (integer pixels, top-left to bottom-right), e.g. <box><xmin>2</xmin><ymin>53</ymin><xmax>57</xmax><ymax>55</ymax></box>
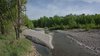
<box><xmin>49</xmin><ymin>25</ymin><xmax>65</xmax><ymax>30</ymax></box>
<box><xmin>83</xmin><ymin>24</ymin><xmax>96</xmax><ymax>31</ymax></box>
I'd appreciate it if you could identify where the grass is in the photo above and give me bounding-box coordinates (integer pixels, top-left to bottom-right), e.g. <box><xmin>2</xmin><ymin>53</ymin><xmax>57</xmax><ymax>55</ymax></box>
<box><xmin>0</xmin><ymin>31</ymin><xmax>33</xmax><ymax>56</ymax></box>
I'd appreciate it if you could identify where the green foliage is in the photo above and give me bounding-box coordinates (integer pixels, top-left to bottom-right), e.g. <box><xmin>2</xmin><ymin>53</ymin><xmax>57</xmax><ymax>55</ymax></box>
<box><xmin>49</xmin><ymin>24</ymin><xmax>65</xmax><ymax>30</ymax></box>
<box><xmin>0</xmin><ymin>1</ymin><xmax>33</xmax><ymax>56</ymax></box>
<box><xmin>23</xmin><ymin>15</ymin><xmax>34</xmax><ymax>29</ymax></box>
<box><xmin>0</xmin><ymin>35</ymin><xmax>6</xmax><ymax>40</ymax></box>
<box><xmin>83</xmin><ymin>24</ymin><xmax>96</xmax><ymax>31</ymax></box>
<box><xmin>0</xmin><ymin>0</ymin><xmax>27</xmax><ymax>34</ymax></box>
<box><xmin>33</xmin><ymin>14</ymin><xmax>100</xmax><ymax>30</ymax></box>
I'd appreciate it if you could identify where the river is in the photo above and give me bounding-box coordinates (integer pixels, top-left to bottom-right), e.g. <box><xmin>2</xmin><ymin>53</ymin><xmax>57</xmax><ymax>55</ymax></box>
<box><xmin>24</xmin><ymin>29</ymin><xmax>99</xmax><ymax>56</ymax></box>
<box><xmin>51</xmin><ymin>31</ymin><xmax>96</xmax><ymax>56</ymax></box>
<box><xmin>35</xmin><ymin>31</ymin><xmax>97</xmax><ymax>56</ymax></box>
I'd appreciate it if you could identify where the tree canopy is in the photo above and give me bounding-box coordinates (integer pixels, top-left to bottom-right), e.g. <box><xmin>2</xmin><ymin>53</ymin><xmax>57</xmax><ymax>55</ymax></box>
<box><xmin>32</xmin><ymin>14</ymin><xmax>100</xmax><ymax>30</ymax></box>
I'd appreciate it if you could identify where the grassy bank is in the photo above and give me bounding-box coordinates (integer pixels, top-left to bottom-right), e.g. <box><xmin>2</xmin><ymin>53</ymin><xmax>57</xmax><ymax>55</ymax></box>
<box><xmin>0</xmin><ymin>31</ymin><xmax>34</xmax><ymax>56</ymax></box>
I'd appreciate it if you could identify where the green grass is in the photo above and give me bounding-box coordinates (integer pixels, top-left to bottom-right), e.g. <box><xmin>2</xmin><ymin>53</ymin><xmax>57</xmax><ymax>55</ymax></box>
<box><xmin>0</xmin><ymin>32</ymin><xmax>33</xmax><ymax>56</ymax></box>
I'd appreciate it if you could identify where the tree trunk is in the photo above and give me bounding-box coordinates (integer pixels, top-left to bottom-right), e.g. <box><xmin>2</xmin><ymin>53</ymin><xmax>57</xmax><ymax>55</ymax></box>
<box><xmin>15</xmin><ymin>0</ymin><xmax>21</xmax><ymax>39</ymax></box>
<box><xmin>14</xmin><ymin>27</ymin><xmax>19</xmax><ymax>39</ymax></box>
<box><xmin>0</xmin><ymin>19</ymin><xmax>5</xmax><ymax>34</ymax></box>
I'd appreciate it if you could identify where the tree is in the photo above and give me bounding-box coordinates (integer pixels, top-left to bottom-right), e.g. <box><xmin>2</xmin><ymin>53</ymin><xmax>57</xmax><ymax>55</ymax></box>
<box><xmin>14</xmin><ymin>0</ymin><xmax>27</xmax><ymax>39</ymax></box>
<box><xmin>0</xmin><ymin>0</ymin><xmax>11</xmax><ymax>34</ymax></box>
<box><xmin>0</xmin><ymin>0</ymin><xmax>27</xmax><ymax>39</ymax></box>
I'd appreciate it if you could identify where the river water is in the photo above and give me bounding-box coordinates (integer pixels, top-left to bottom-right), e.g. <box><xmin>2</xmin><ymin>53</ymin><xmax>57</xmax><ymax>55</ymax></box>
<box><xmin>34</xmin><ymin>44</ymin><xmax>52</xmax><ymax>56</ymax></box>
<box><xmin>35</xmin><ymin>31</ymin><xmax>97</xmax><ymax>56</ymax></box>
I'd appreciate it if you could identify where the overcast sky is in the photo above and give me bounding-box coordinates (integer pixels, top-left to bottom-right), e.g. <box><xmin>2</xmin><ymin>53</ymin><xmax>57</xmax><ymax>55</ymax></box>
<box><xmin>26</xmin><ymin>0</ymin><xmax>100</xmax><ymax>19</ymax></box>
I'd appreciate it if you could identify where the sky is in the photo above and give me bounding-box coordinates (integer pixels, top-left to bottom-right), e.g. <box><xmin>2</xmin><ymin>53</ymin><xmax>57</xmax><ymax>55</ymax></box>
<box><xmin>26</xmin><ymin>0</ymin><xmax>100</xmax><ymax>19</ymax></box>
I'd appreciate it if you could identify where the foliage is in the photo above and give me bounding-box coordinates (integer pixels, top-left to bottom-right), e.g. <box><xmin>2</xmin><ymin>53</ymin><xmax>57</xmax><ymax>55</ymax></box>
<box><xmin>0</xmin><ymin>0</ymin><xmax>27</xmax><ymax>39</ymax></box>
<box><xmin>49</xmin><ymin>24</ymin><xmax>65</xmax><ymax>30</ymax></box>
<box><xmin>0</xmin><ymin>0</ymin><xmax>34</xmax><ymax>56</ymax></box>
<box><xmin>23</xmin><ymin>15</ymin><xmax>34</xmax><ymax>29</ymax></box>
<box><xmin>32</xmin><ymin>14</ymin><xmax>100</xmax><ymax>30</ymax></box>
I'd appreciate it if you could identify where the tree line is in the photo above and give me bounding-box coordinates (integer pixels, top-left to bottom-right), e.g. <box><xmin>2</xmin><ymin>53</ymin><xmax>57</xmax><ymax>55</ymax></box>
<box><xmin>32</xmin><ymin>14</ymin><xmax>100</xmax><ymax>30</ymax></box>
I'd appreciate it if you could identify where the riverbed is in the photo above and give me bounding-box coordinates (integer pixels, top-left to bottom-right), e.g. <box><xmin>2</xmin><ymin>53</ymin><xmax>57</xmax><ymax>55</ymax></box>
<box><xmin>23</xmin><ymin>29</ymin><xmax>100</xmax><ymax>56</ymax></box>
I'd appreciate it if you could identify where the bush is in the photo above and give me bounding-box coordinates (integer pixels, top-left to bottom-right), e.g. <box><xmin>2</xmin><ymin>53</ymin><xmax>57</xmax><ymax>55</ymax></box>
<box><xmin>49</xmin><ymin>25</ymin><xmax>65</xmax><ymax>30</ymax></box>
<box><xmin>0</xmin><ymin>35</ymin><xmax>6</xmax><ymax>40</ymax></box>
<box><xmin>83</xmin><ymin>24</ymin><xmax>96</xmax><ymax>31</ymax></box>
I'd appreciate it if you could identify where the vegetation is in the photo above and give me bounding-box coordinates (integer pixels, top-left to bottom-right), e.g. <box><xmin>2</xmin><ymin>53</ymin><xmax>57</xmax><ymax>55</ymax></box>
<box><xmin>0</xmin><ymin>31</ymin><xmax>32</xmax><ymax>56</ymax></box>
<box><xmin>23</xmin><ymin>15</ymin><xmax>34</xmax><ymax>29</ymax></box>
<box><xmin>32</xmin><ymin>14</ymin><xmax>100</xmax><ymax>30</ymax></box>
<box><xmin>0</xmin><ymin>0</ymin><xmax>34</xmax><ymax>56</ymax></box>
<box><xmin>0</xmin><ymin>0</ymin><xmax>100</xmax><ymax>56</ymax></box>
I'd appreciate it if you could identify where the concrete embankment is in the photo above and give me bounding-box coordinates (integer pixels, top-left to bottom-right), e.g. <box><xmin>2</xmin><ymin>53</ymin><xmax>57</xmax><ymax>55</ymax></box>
<box><xmin>22</xmin><ymin>28</ymin><xmax>53</xmax><ymax>56</ymax></box>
